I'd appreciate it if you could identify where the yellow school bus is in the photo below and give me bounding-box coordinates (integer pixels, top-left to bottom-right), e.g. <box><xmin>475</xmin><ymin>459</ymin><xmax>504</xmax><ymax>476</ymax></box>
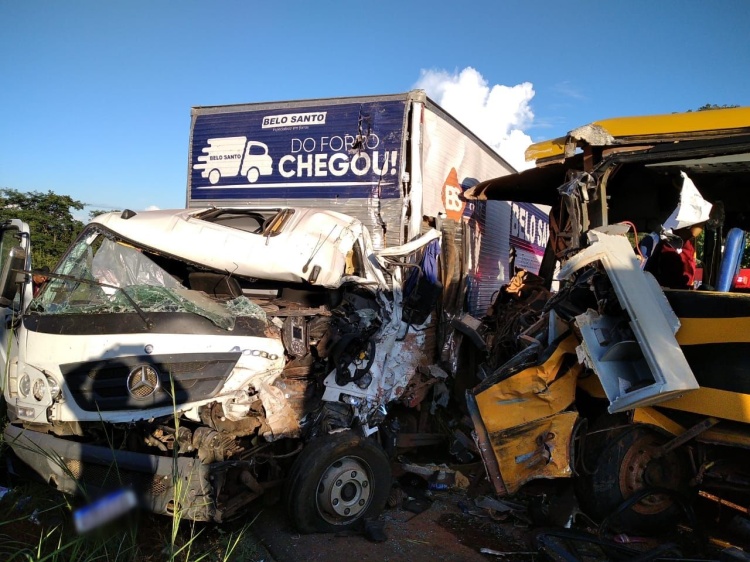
<box><xmin>464</xmin><ymin>106</ymin><xmax>750</xmax><ymax>530</ymax></box>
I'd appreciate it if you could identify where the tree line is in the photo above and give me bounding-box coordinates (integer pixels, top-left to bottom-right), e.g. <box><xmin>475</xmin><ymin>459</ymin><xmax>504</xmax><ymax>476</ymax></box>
<box><xmin>1</xmin><ymin>187</ymin><xmax>746</xmax><ymax>274</ymax></box>
<box><xmin>0</xmin><ymin>189</ymin><xmax>115</xmax><ymax>270</ymax></box>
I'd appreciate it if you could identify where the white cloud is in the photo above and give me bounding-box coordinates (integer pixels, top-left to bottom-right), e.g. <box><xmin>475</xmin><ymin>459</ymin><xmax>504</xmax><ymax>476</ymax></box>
<box><xmin>145</xmin><ymin>205</ymin><xmax>160</xmax><ymax>211</ymax></box>
<box><xmin>414</xmin><ymin>67</ymin><xmax>535</xmax><ymax>171</ymax></box>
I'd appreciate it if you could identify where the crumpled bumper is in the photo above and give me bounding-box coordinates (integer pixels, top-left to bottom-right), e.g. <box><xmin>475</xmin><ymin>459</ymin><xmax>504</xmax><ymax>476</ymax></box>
<box><xmin>4</xmin><ymin>424</ymin><xmax>215</xmax><ymax>521</ymax></box>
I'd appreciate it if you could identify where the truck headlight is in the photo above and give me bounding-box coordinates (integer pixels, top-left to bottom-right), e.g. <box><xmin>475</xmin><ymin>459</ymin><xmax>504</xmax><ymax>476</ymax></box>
<box><xmin>46</xmin><ymin>375</ymin><xmax>61</xmax><ymax>400</ymax></box>
<box><xmin>19</xmin><ymin>374</ymin><xmax>31</xmax><ymax>398</ymax></box>
<box><xmin>32</xmin><ymin>378</ymin><xmax>45</xmax><ymax>401</ymax></box>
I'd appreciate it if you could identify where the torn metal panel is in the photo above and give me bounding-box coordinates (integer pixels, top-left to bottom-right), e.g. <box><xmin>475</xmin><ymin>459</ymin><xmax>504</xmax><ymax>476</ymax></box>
<box><xmin>558</xmin><ymin>229</ymin><xmax>698</xmax><ymax>413</ymax></box>
<box><xmin>93</xmin><ymin>207</ymin><xmax>387</xmax><ymax>289</ymax></box>
<box><xmin>5</xmin><ymin>424</ymin><xmax>215</xmax><ymax>521</ymax></box>
<box><xmin>482</xmin><ymin>412</ymin><xmax>578</xmax><ymax>496</ymax></box>
<box><xmin>469</xmin><ymin>334</ymin><xmax>581</xmax><ymax>495</ymax></box>
<box><xmin>257</xmin><ymin>381</ymin><xmax>301</xmax><ymax>441</ymax></box>
<box><xmin>568</xmin><ymin>123</ymin><xmax>616</xmax><ymax>150</ymax></box>
<box><xmin>474</xmin><ymin>334</ymin><xmax>580</xmax><ymax>432</ymax></box>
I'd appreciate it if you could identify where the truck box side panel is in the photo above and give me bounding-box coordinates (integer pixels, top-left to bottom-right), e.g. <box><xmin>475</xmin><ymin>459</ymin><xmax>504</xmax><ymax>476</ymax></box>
<box><xmin>467</xmin><ymin>200</ymin><xmax>511</xmax><ymax>316</ymax></box>
<box><xmin>187</xmin><ymin>97</ymin><xmax>410</xmax><ymax>248</ymax></box>
<box><xmin>510</xmin><ymin>202</ymin><xmax>550</xmax><ymax>273</ymax></box>
<box><xmin>420</xmin><ymin>105</ymin><xmax>517</xmax><ymax>315</ymax></box>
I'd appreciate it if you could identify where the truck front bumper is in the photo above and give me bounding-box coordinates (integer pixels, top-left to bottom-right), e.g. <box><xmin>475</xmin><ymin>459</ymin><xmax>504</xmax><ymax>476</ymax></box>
<box><xmin>4</xmin><ymin>424</ymin><xmax>216</xmax><ymax>521</ymax></box>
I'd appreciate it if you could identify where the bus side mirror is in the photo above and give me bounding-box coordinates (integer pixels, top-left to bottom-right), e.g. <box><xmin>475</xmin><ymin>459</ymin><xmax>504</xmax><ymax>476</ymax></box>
<box><xmin>0</xmin><ymin>246</ymin><xmax>27</xmax><ymax>307</ymax></box>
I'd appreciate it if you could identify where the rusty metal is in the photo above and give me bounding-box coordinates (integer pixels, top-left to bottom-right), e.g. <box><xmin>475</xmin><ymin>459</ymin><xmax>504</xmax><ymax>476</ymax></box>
<box><xmin>656</xmin><ymin>417</ymin><xmax>720</xmax><ymax>458</ymax></box>
<box><xmin>618</xmin><ymin>432</ymin><xmax>682</xmax><ymax>515</ymax></box>
<box><xmin>699</xmin><ymin>490</ymin><xmax>749</xmax><ymax>514</ymax></box>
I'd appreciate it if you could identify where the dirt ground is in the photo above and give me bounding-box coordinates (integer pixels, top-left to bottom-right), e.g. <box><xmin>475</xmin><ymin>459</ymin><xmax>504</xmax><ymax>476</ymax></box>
<box><xmin>248</xmin><ymin>485</ymin><xmax>750</xmax><ymax>562</ymax></box>
<box><xmin>251</xmin><ymin>492</ymin><xmax>534</xmax><ymax>562</ymax></box>
<box><xmin>3</xmin><ymin>458</ymin><xmax>750</xmax><ymax>561</ymax></box>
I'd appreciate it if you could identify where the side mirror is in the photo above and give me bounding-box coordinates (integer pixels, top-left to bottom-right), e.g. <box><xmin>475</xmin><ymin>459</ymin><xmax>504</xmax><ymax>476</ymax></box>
<box><xmin>0</xmin><ymin>246</ymin><xmax>27</xmax><ymax>307</ymax></box>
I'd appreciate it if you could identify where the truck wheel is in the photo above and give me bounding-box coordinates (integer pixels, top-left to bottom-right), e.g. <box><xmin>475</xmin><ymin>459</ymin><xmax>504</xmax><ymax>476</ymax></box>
<box><xmin>285</xmin><ymin>431</ymin><xmax>391</xmax><ymax>533</ymax></box>
<box><xmin>246</xmin><ymin>168</ymin><xmax>260</xmax><ymax>183</ymax></box>
<box><xmin>208</xmin><ymin>169</ymin><xmax>221</xmax><ymax>185</ymax></box>
<box><xmin>579</xmin><ymin>424</ymin><xmax>691</xmax><ymax>532</ymax></box>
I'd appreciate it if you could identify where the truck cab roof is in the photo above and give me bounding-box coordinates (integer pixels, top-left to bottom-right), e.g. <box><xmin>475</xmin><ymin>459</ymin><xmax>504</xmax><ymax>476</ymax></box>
<box><xmin>91</xmin><ymin>206</ymin><xmax>385</xmax><ymax>289</ymax></box>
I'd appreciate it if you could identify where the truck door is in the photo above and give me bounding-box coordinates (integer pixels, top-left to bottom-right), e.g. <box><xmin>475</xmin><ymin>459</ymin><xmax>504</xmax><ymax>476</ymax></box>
<box><xmin>0</xmin><ymin>219</ymin><xmax>31</xmax><ymax>378</ymax></box>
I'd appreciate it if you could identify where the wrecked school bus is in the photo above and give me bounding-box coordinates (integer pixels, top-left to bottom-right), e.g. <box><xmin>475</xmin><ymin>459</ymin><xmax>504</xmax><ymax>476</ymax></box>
<box><xmin>463</xmin><ymin>106</ymin><xmax>750</xmax><ymax>530</ymax></box>
<box><xmin>1</xmin><ymin>91</ymin><xmax>551</xmax><ymax>532</ymax></box>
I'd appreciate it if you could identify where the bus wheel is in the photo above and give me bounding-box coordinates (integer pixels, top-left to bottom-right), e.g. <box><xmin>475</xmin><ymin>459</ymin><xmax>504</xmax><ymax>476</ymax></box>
<box><xmin>285</xmin><ymin>431</ymin><xmax>391</xmax><ymax>533</ymax></box>
<box><xmin>581</xmin><ymin>425</ymin><xmax>692</xmax><ymax>532</ymax></box>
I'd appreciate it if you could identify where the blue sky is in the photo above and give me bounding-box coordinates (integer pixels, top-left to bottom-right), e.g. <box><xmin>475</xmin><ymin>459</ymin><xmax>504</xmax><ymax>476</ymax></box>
<box><xmin>1</xmin><ymin>1</ymin><xmax>749</xmax><ymax>217</ymax></box>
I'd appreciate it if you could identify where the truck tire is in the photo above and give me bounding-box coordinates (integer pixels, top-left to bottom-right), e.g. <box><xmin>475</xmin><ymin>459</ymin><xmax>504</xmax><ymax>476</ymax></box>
<box><xmin>285</xmin><ymin>431</ymin><xmax>391</xmax><ymax>533</ymax></box>
<box><xmin>246</xmin><ymin>168</ymin><xmax>260</xmax><ymax>183</ymax></box>
<box><xmin>578</xmin><ymin>424</ymin><xmax>691</xmax><ymax>533</ymax></box>
<box><xmin>208</xmin><ymin>169</ymin><xmax>221</xmax><ymax>185</ymax></box>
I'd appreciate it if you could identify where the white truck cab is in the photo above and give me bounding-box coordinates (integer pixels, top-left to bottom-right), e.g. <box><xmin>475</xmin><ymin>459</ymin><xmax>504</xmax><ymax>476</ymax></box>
<box><xmin>2</xmin><ymin>206</ymin><xmax>439</xmax><ymax>530</ymax></box>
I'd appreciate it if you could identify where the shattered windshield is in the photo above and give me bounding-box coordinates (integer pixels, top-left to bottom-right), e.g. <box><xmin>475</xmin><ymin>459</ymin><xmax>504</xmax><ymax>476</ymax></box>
<box><xmin>29</xmin><ymin>228</ymin><xmax>265</xmax><ymax>330</ymax></box>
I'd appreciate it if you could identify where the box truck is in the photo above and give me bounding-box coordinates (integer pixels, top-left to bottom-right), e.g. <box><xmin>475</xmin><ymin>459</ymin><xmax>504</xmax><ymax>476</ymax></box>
<box><xmin>1</xmin><ymin>91</ymin><xmax>550</xmax><ymax>532</ymax></box>
<box><xmin>187</xmin><ymin>91</ymin><xmax>549</xmax><ymax>317</ymax></box>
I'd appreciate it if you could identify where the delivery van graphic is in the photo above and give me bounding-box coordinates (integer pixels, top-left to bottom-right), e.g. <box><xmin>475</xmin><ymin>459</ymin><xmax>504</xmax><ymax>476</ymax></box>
<box><xmin>193</xmin><ymin>137</ymin><xmax>273</xmax><ymax>184</ymax></box>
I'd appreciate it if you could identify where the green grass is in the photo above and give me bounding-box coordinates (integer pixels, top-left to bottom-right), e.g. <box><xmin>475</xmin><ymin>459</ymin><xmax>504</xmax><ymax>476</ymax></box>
<box><xmin>0</xmin><ymin>480</ymin><xmax>265</xmax><ymax>562</ymax></box>
<box><xmin>0</xmin><ymin>377</ymin><xmax>267</xmax><ymax>562</ymax></box>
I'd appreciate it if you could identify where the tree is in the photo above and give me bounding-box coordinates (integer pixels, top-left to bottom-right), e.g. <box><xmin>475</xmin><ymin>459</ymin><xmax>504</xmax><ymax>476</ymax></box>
<box><xmin>688</xmin><ymin>103</ymin><xmax>740</xmax><ymax>112</ymax></box>
<box><xmin>0</xmin><ymin>189</ymin><xmax>85</xmax><ymax>270</ymax></box>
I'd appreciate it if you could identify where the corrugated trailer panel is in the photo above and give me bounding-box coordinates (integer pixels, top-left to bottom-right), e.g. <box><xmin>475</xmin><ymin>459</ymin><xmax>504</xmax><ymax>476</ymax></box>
<box><xmin>467</xmin><ymin>200</ymin><xmax>513</xmax><ymax>317</ymax></box>
<box><xmin>419</xmin><ymin>104</ymin><xmax>515</xmax><ymax>315</ymax></box>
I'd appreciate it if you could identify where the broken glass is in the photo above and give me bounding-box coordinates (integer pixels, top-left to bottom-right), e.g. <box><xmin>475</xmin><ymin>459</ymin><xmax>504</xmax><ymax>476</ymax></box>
<box><xmin>27</xmin><ymin>229</ymin><xmax>266</xmax><ymax>330</ymax></box>
<box><xmin>224</xmin><ymin>296</ymin><xmax>268</xmax><ymax>322</ymax></box>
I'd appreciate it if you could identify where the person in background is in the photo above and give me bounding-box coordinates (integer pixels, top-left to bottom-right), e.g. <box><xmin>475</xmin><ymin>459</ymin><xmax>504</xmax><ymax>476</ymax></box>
<box><xmin>643</xmin><ymin>172</ymin><xmax>712</xmax><ymax>290</ymax></box>
<box><xmin>32</xmin><ymin>265</ymin><xmax>50</xmax><ymax>297</ymax></box>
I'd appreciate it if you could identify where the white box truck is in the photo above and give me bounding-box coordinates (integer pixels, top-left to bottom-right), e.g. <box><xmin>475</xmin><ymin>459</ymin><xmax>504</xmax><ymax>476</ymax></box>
<box><xmin>1</xmin><ymin>91</ymin><xmax>549</xmax><ymax>533</ymax></box>
<box><xmin>187</xmin><ymin>91</ymin><xmax>549</xmax><ymax>318</ymax></box>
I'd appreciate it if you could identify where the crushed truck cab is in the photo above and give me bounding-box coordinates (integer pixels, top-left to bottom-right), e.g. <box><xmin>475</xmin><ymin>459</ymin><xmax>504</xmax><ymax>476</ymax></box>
<box><xmin>1</xmin><ymin>206</ymin><xmax>436</xmax><ymax>527</ymax></box>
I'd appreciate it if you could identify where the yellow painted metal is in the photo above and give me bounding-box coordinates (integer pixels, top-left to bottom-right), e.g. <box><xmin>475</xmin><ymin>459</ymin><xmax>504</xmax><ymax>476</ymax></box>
<box><xmin>525</xmin><ymin>106</ymin><xmax>750</xmax><ymax>162</ymax></box>
<box><xmin>659</xmin><ymin>386</ymin><xmax>750</xmax><ymax>424</ymax></box>
<box><xmin>488</xmin><ymin>412</ymin><xmax>578</xmax><ymax>495</ymax></box>
<box><xmin>474</xmin><ymin>334</ymin><xmax>581</xmax><ymax>493</ymax></box>
<box><xmin>475</xmin><ymin>334</ymin><xmax>580</xmax><ymax>433</ymax></box>
<box><xmin>525</xmin><ymin>136</ymin><xmax>567</xmax><ymax>162</ymax></box>
<box><xmin>675</xmin><ymin>316</ymin><xmax>750</xmax><ymax>345</ymax></box>
<box><xmin>700</xmin><ymin>425</ymin><xmax>750</xmax><ymax>448</ymax></box>
<box><xmin>632</xmin><ymin>407</ymin><xmax>686</xmax><ymax>436</ymax></box>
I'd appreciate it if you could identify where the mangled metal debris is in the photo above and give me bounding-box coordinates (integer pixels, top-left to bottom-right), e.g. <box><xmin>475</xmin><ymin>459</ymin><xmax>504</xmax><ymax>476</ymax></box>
<box><xmin>2</xmin><ymin>206</ymin><xmax>448</xmax><ymax>529</ymax></box>
<box><xmin>461</xmin><ymin>105</ymin><xmax>750</xmax><ymax>539</ymax></box>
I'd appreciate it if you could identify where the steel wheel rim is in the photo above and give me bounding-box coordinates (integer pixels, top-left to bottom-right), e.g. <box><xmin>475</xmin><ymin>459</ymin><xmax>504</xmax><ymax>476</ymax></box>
<box><xmin>618</xmin><ymin>434</ymin><xmax>679</xmax><ymax>515</ymax></box>
<box><xmin>316</xmin><ymin>456</ymin><xmax>373</xmax><ymax>525</ymax></box>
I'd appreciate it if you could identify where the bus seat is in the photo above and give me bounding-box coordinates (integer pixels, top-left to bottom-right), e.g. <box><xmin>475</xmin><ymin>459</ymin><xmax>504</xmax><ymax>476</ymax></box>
<box><xmin>717</xmin><ymin>228</ymin><xmax>746</xmax><ymax>292</ymax></box>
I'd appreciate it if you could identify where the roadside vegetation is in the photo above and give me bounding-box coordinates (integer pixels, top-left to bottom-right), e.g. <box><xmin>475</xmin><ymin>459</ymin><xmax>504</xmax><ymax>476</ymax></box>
<box><xmin>0</xmin><ymin>379</ymin><xmax>265</xmax><ymax>561</ymax></box>
<box><xmin>0</xmin><ymin>190</ymin><xmax>266</xmax><ymax>560</ymax></box>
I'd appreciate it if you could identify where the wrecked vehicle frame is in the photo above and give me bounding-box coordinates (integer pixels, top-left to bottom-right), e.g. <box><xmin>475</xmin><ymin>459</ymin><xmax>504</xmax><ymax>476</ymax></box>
<box><xmin>1</xmin><ymin>206</ymin><xmax>442</xmax><ymax>530</ymax></box>
<box><xmin>463</xmin><ymin>106</ymin><xmax>750</xmax><ymax>531</ymax></box>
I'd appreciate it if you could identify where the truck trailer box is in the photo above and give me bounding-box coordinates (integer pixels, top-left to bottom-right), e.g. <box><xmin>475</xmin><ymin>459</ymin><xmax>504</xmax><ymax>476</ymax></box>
<box><xmin>187</xmin><ymin>90</ymin><xmax>548</xmax><ymax>317</ymax></box>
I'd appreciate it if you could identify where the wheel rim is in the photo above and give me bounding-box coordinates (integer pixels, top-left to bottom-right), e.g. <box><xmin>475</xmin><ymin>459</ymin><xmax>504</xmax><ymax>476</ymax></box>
<box><xmin>208</xmin><ymin>169</ymin><xmax>220</xmax><ymax>185</ymax></box>
<box><xmin>316</xmin><ymin>456</ymin><xmax>373</xmax><ymax>524</ymax></box>
<box><xmin>618</xmin><ymin>433</ymin><xmax>682</xmax><ymax>515</ymax></box>
<box><xmin>247</xmin><ymin>168</ymin><xmax>259</xmax><ymax>183</ymax></box>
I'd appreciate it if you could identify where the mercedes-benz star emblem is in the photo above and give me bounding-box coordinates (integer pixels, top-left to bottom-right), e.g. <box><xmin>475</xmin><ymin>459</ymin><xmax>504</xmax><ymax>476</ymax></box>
<box><xmin>126</xmin><ymin>365</ymin><xmax>160</xmax><ymax>400</ymax></box>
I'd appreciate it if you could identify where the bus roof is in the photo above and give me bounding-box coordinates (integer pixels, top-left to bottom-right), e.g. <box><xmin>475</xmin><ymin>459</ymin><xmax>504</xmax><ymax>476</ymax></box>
<box><xmin>526</xmin><ymin>106</ymin><xmax>750</xmax><ymax>162</ymax></box>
